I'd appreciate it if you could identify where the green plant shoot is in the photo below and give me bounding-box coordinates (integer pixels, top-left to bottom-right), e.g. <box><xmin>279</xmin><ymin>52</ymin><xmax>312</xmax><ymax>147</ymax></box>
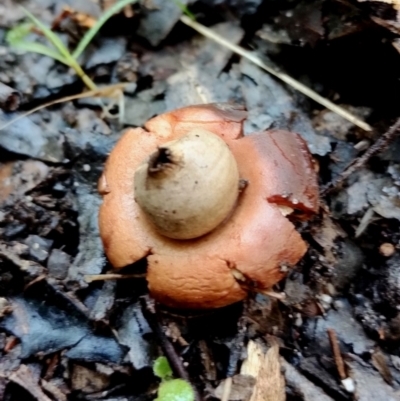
<box><xmin>153</xmin><ymin>357</ymin><xmax>195</xmax><ymax>401</ymax></box>
<box><xmin>6</xmin><ymin>0</ymin><xmax>139</xmax><ymax>90</ymax></box>
<box><xmin>154</xmin><ymin>356</ymin><xmax>174</xmax><ymax>380</ymax></box>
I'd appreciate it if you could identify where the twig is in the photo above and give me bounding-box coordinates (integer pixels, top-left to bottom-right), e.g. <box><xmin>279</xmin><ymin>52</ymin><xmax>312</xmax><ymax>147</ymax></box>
<box><xmin>84</xmin><ymin>273</ymin><xmax>145</xmax><ymax>282</ymax></box>
<box><xmin>140</xmin><ymin>296</ymin><xmax>203</xmax><ymax>401</ymax></box>
<box><xmin>180</xmin><ymin>15</ymin><xmax>372</xmax><ymax>132</ymax></box>
<box><xmin>327</xmin><ymin>328</ymin><xmax>346</xmax><ymax>380</ymax></box>
<box><xmin>321</xmin><ymin>117</ymin><xmax>400</xmax><ymax>196</ymax></box>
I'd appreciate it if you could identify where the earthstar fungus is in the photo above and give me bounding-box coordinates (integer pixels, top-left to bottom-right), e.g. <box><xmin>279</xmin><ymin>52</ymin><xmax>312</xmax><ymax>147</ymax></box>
<box><xmin>98</xmin><ymin>104</ymin><xmax>319</xmax><ymax>309</ymax></box>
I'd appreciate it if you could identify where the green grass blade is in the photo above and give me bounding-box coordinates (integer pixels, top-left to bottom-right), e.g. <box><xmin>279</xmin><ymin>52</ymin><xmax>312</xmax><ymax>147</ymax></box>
<box><xmin>6</xmin><ymin>22</ymin><xmax>34</xmax><ymax>45</ymax></box>
<box><xmin>72</xmin><ymin>0</ymin><xmax>138</xmax><ymax>60</ymax></box>
<box><xmin>21</xmin><ymin>6</ymin><xmax>72</xmax><ymax>61</ymax></box>
<box><xmin>10</xmin><ymin>41</ymin><xmax>69</xmax><ymax>65</ymax></box>
<box><xmin>171</xmin><ymin>0</ymin><xmax>196</xmax><ymax>20</ymax></box>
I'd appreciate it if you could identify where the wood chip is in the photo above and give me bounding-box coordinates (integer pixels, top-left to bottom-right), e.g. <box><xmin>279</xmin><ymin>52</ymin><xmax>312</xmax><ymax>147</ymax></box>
<box><xmin>240</xmin><ymin>339</ymin><xmax>285</xmax><ymax>401</ymax></box>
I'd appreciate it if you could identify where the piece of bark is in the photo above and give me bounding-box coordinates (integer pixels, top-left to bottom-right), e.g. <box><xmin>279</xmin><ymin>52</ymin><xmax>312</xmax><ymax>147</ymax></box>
<box><xmin>240</xmin><ymin>340</ymin><xmax>285</xmax><ymax>401</ymax></box>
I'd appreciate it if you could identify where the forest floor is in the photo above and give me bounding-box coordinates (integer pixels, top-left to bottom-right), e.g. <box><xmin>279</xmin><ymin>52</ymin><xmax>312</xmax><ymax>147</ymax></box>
<box><xmin>1</xmin><ymin>1</ymin><xmax>400</xmax><ymax>400</ymax></box>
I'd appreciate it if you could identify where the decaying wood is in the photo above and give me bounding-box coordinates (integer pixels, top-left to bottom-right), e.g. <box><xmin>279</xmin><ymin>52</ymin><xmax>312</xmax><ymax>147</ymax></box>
<box><xmin>240</xmin><ymin>339</ymin><xmax>285</xmax><ymax>401</ymax></box>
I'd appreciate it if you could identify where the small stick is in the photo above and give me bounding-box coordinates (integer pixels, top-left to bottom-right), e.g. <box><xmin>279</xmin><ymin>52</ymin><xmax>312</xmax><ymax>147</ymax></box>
<box><xmin>321</xmin><ymin>117</ymin><xmax>400</xmax><ymax>196</ymax></box>
<box><xmin>180</xmin><ymin>15</ymin><xmax>372</xmax><ymax>132</ymax></box>
<box><xmin>84</xmin><ymin>273</ymin><xmax>145</xmax><ymax>282</ymax></box>
<box><xmin>327</xmin><ymin>328</ymin><xmax>346</xmax><ymax>380</ymax></box>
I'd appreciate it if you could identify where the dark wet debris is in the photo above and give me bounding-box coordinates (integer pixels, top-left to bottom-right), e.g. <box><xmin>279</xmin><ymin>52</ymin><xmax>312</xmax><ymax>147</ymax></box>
<box><xmin>66</xmin><ymin>184</ymin><xmax>105</xmax><ymax>287</ymax></box>
<box><xmin>284</xmin><ymin>359</ymin><xmax>335</xmax><ymax>401</ymax></box>
<box><xmin>47</xmin><ymin>248</ymin><xmax>70</xmax><ymax>280</ymax></box>
<box><xmin>1</xmin><ymin>0</ymin><xmax>400</xmax><ymax>400</ymax></box>
<box><xmin>0</xmin><ymin>110</ymin><xmax>64</xmax><ymax>162</ymax></box>
<box><xmin>0</xmin><ymin>160</ymin><xmax>49</xmax><ymax>205</ymax></box>
<box><xmin>304</xmin><ymin>298</ymin><xmax>375</xmax><ymax>355</ymax></box>
<box><xmin>200</xmin><ymin>0</ymin><xmax>263</xmax><ymax>16</ymax></box>
<box><xmin>85</xmin><ymin>38</ymin><xmax>127</xmax><ymax>70</ymax></box>
<box><xmin>0</xmin><ymin>82</ymin><xmax>20</xmax><ymax>111</ymax></box>
<box><xmin>348</xmin><ymin>357</ymin><xmax>400</xmax><ymax>401</ymax></box>
<box><xmin>23</xmin><ymin>234</ymin><xmax>53</xmax><ymax>263</ymax></box>
<box><xmin>137</xmin><ymin>0</ymin><xmax>190</xmax><ymax>46</ymax></box>
<box><xmin>1</xmin><ymin>281</ymin><xmax>126</xmax><ymax>363</ymax></box>
<box><xmin>240</xmin><ymin>60</ymin><xmax>331</xmax><ymax>156</ymax></box>
<box><xmin>116</xmin><ymin>303</ymin><xmax>155</xmax><ymax>370</ymax></box>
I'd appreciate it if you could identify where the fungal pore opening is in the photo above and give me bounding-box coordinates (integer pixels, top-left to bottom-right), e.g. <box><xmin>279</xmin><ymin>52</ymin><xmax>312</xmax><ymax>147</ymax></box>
<box><xmin>148</xmin><ymin>147</ymin><xmax>177</xmax><ymax>177</ymax></box>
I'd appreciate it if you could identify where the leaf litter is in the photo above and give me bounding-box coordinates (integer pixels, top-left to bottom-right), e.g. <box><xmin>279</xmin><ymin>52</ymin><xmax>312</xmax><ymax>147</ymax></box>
<box><xmin>1</xmin><ymin>1</ymin><xmax>400</xmax><ymax>400</ymax></box>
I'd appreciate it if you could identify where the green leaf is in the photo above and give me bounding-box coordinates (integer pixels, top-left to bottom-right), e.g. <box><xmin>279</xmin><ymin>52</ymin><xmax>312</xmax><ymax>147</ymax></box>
<box><xmin>19</xmin><ymin>6</ymin><xmax>97</xmax><ymax>90</ymax></box>
<box><xmin>6</xmin><ymin>22</ymin><xmax>34</xmax><ymax>45</ymax></box>
<box><xmin>21</xmin><ymin>7</ymin><xmax>72</xmax><ymax>61</ymax></box>
<box><xmin>72</xmin><ymin>0</ymin><xmax>139</xmax><ymax>60</ymax></box>
<box><xmin>156</xmin><ymin>379</ymin><xmax>195</xmax><ymax>401</ymax></box>
<box><xmin>8</xmin><ymin>40</ymin><xmax>69</xmax><ymax>65</ymax></box>
<box><xmin>6</xmin><ymin>20</ymin><xmax>67</xmax><ymax>64</ymax></box>
<box><xmin>153</xmin><ymin>356</ymin><xmax>173</xmax><ymax>380</ymax></box>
